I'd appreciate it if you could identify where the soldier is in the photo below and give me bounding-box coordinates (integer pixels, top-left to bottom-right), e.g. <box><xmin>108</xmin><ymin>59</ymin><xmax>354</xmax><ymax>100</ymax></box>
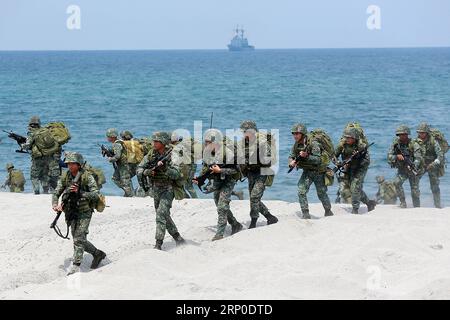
<box><xmin>105</xmin><ymin>128</ymin><xmax>134</xmax><ymax>197</ymax></box>
<box><xmin>170</xmin><ymin>133</ymin><xmax>198</xmax><ymax>199</ymax></box>
<box><xmin>2</xmin><ymin>163</ymin><xmax>25</xmax><ymax>192</ymax></box>
<box><xmin>137</xmin><ymin>132</ymin><xmax>185</xmax><ymax>250</ymax></box>
<box><xmin>193</xmin><ymin>129</ymin><xmax>243</xmax><ymax>241</ymax></box>
<box><xmin>21</xmin><ymin>116</ymin><xmax>49</xmax><ymax>194</ymax></box>
<box><xmin>375</xmin><ymin>176</ymin><xmax>398</xmax><ymax>205</ymax></box>
<box><xmin>334</xmin><ymin>128</ymin><xmax>376</xmax><ymax>214</ymax></box>
<box><xmin>415</xmin><ymin>123</ymin><xmax>445</xmax><ymax>208</ymax></box>
<box><xmin>52</xmin><ymin>152</ymin><xmax>106</xmax><ymax>276</ymax></box>
<box><xmin>387</xmin><ymin>125</ymin><xmax>422</xmax><ymax>208</ymax></box>
<box><xmin>238</xmin><ymin>120</ymin><xmax>278</xmax><ymax>228</ymax></box>
<box><xmin>288</xmin><ymin>124</ymin><xmax>333</xmax><ymax>219</ymax></box>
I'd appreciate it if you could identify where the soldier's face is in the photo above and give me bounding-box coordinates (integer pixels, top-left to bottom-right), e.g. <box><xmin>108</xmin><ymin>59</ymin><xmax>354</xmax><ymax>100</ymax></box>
<box><xmin>68</xmin><ymin>163</ymin><xmax>80</xmax><ymax>175</ymax></box>
<box><xmin>153</xmin><ymin>141</ymin><xmax>164</xmax><ymax>151</ymax></box>
<box><xmin>398</xmin><ymin>134</ymin><xmax>409</xmax><ymax>143</ymax></box>
<box><xmin>346</xmin><ymin>137</ymin><xmax>356</xmax><ymax>145</ymax></box>
<box><xmin>292</xmin><ymin>132</ymin><xmax>302</xmax><ymax>142</ymax></box>
<box><xmin>418</xmin><ymin>132</ymin><xmax>428</xmax><ymax>140</ymax></box>
<box><xmin>107</xmin><ymin>137</ymin><xmax>115</xmax><ymax>143</ymax></box>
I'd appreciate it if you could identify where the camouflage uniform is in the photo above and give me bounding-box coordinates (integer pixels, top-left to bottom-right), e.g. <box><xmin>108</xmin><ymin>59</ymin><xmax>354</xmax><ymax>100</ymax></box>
<box><xmin>387</xmin><ymin>126</ymin><xmax>422</xmax><ymax>208</ymax></box>
<box><xmin>171</xmin><ymin>135</ymin><xmax>198</xmax><ymax>199</ymax></box>
<box><xmin>52</xmin><ymin>153</ymin><xmax>105</xmax><ymax>274</ymax></box>
<box><xmin>21</xmin><ymin>116</ymin><xmax>49</xmax><ymax>194</ymax></box>
<box><xmin>289</xmin><ymin>124</ymin><xmax>332</xmax><ymax>219</ymax></box>
<box><xmin>200</xmin><ymin>129</ymin><xmax>243</xmax><ymax>240</ymax></box>
<box><xmin>120</xmin><ymin>130</ymin><xmax>138</xmax><ymax>179</ymax></box>
<box><xmin>415</xmin><ymin>123</ymin><xmax>445</xmax><ymax>208</ymax></box>
<box><xmin>238</xmin><ymin>120</ymin><xmax>278</xmax><ymax>228</ymax></box>
<box><xmin>375</xmin><ymin>176</ymin><xmax>398</xmax><ymax>205</ymax></box>
<box><xmin>137</xmin><ymin>132</ymin><xmax>185</xmax><ymax>250</ymax></box>
<box><xmin>106</xmin><ymin>128</ymin><xmax>134</xmax><ymax>197</ymax></box>
<box><xmin>3</xmin><ymin>163</ymin><xmax>25</xmax><ymax>193</ymax></box>
<box><xmin>335</xmin><ymin>128</ymin><xmax>375</xmax><ymax>214</ymax></box>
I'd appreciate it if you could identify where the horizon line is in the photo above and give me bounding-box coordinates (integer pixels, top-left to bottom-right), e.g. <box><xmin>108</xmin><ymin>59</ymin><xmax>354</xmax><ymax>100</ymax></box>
<box><xmin>1</xmin><ymin>45</ymin><xmax>449</xmax><ymax>52</ymax></box>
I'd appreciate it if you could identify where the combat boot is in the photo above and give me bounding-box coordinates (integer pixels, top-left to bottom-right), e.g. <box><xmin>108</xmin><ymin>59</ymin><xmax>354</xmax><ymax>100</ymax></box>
<box><xmin>399</xmin><ymin>201</ymin><xmax>407</xmax><ymax>209</ymax></box>
<box><xmin>352</xmin><ymin>208</ymin><xmax>359</xmax><ymax>215</ymax></box>
<box><xmin>67</xmin><ymin>263</ymin><xmax>80</xmax><ymax>276</ymax></box>
<box><xmin>212</xmin><ymin>234</ymin><xmax>224</xmax><ymax>241</ymax></box>
<box><xmin>367</xmin><ymin>200</ymin><xmax>377</xmax><ymax>212</ymax></box>
<box><xmin>324</xmin><ymin>209</ymin><xmax>334</xmax><ymax>217</ymax></box>
<box><xmin>248</xmin><ymin>218</ymin><xmax>258</xmax><ymax>229</ymax></box>
<box><xmin>266</xmin><ymin>213</ymin><xmax>278</xmax><ymax>225</ymax></box>
<box><xmin>412</xmin><ymin>197</ymin><xmax>420</xmax><ymax>208</ymax></box>
<box><xmin>154</xmin><ymin>240</ymin><xmax>163</xmax><ymax>250</ymax></box>
<box><xmin>91</xmin><ymin>250</ymin><xmax>106</xmax><ymax>269</ymax></box>
<box><xmin>233</xmin><ymin>190</ymin><xmax>244</xmax><ymax>200</ymax></box>
<box><xmin>231</xmin><ymin>222</ymin><xmax>243</xmax><ymax>235</ymax></box>
<box><xmin>302</xmin><ymin>211</ymin><xmax>311</xmax><ymax>219</ymax></box>
<box><xmin>172</xmin><ymin>233</ymin><xmax>186</xmax><ymax>246</ymax></box>
<box><xmin>42</xmin><ymin>187</ymin><xmax>49</xmax><ymax>194</ymax></box>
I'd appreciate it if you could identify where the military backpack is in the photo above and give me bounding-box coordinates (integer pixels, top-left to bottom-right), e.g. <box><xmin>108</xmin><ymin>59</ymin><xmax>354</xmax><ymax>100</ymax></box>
<box><xmin>45</xmin><ymin>122</ymin><xmax>71</xmax><ymax>146</ymax></box>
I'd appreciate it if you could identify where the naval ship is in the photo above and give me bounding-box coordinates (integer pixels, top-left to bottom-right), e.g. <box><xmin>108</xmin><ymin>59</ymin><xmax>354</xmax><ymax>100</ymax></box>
<box><xmin>227</xmin><ymin>26</ymin><xmax>255</xmax><ymax>51</ymax></box>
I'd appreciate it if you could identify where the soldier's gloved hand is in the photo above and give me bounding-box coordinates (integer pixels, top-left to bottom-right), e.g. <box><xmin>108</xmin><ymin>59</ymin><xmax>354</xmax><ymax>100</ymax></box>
<box><xmin>427</xmin><ymin>160</ymin><xmax>440</xmax><ymax>171</ymax></box>
<box><xmin>69</xmin><ymin>183</ymin><xmax>79</xmax><ymax>193</ymax></box>
<box><xmin>53</xmin><ymin>204</ymin><xmax>63</xmax><ymax>212</ymax></box>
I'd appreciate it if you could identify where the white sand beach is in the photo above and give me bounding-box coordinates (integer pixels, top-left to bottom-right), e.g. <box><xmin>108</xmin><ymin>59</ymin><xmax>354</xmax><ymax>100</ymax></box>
<box><xmin>0</xmin><ymin>193</ymin><xmax>449</xmax><ymax>300</ymax></box>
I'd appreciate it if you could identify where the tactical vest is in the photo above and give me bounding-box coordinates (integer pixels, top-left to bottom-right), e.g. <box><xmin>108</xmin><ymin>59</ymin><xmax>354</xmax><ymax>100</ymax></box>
<box><xmin>62</xmin><ymin>170</ymin><xmax>94</xmax><ymax>214</ymax></box>
<box><xmin>292</xmin><ymin>138</ymin><xmax>328</xmax><ymax>173</ymax></box>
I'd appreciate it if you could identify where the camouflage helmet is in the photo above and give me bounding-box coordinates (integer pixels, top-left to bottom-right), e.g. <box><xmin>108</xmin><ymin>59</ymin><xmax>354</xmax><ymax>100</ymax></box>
<box><xmin>29</xmin><ymin>116</ymin><xmax>41</xmax><ymax>126</ymax></box>
<box><xmin>6</xmin><ymin>163</ymin><xmax>14</xmax><ymax>170</ymax></box>
<box><xmin>106</xmin><ymin>128</ymin><xmax>119</xmax><ymax>138</ymax></box>
<box><xmin>291</xmin><ymin>123</ymin><xmax>307</xmax><ymax>135</ymax></box>
<box><xmin>240</xmin><ymin>120</ymin><xmax>257</xmax><ymax>131</ymax></box>
<box><xmin>396</xmin><ymin>125</ymin><xmax>411</xmax><ymax>136</ymax></box>
<box><xmin>151</xmin><ymin>131</ymin><xmax>171</xmax><ymax>145</ymax></box>
<box><xmin>64</xmin><ymin>152</ymin><xmax>84</xmax><ymax>165</ymax></box>
<box><xmin>343</xmin><ymin>128</ymin><xmax>358</xmax><ymax>139</ymax></box>
<box><xmin>376</xmin><ymin>176</ymin><xmax>385</xmax><ymax>184</ymax></box>
<box><xmin>120</xmin><ymin>130</ymin><xmax>133</xmax><ymax>140</ymax></box>
<box><xmin>204</xmin><ymin>129</ymin><xmax>223</xmax><ymax>143</ymax></box>
<box><xmin>416</xmin><ymin>123</ymin><xmax>430</xmax><ymax>134</ymax></box>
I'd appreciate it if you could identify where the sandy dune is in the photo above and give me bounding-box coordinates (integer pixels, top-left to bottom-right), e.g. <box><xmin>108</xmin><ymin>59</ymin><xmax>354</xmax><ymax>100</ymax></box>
<box><xmin>0</xmin><ymin>193</ymin><xmax>449</xmax><ymax>300</ymax></box>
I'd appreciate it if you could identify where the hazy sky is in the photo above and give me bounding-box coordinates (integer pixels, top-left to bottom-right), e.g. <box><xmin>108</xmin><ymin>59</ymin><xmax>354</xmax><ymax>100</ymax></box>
<box><xmin>0</xmin><ymin>0</ymin><xmax>449</xmax><ymax>50</ymax></box>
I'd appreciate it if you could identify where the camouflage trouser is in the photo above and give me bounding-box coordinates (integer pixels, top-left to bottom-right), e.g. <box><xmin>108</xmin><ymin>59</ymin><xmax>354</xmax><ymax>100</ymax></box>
<box><xmin>70</xmin><ymin>213</ymin><xmax>98</xmax><ymax>265</ymax></box>
<box><xmin>247</xmin><ymin>171</ymin><xmax>271</xmax><ymax>220</ymax></box>
<box><xmin>184</xmin><ymin>163</ymin><xmax>198</xmax><ymax>199</ymax></box>
<box><xmin>9</xmin><ymin>185</ymin><xmax>24</xmax><ymax>193</ymax></box>
<box><xmin>298</xmin><ymin>170</ymin><xmax>331</xmax><ymax>213</ymax></box>
<box><xmin>48</xmin><ymin>152</ymin><xmax>61</xmax><ymax>190</ymax></box>
<box><xmin>112</xmin><ymin>163</ymin><xmax>134</xmax><ymax>197</ymax></box>
<box><xmin>418</xmin><ymin>167</ymin><xmax>441</xmax><ymax>208</ymax></box>
<box><xmin>393</xmin><ymin>170</ymin><xmax>420</xmax><ymax>207</ymax></box>
<box><xmin>337</xmin><ymin>175</ymin><xmax>352</xmax><ymax>204</ymax></box>
<box><xmin>128</xmin><ymin>163</ymin><xmax>137</xmax><ymax>178</ymax></box>
<box><xmin>213</xmin><ymin>179</ymin><xmax>239</xmax><ymax>237</ymax></box>
<box><xmin>341</xmin><ymin>169</ymin><xmax>370</xmax><ymax>210</ymax></box>
<box><xmin>31</xmin><ymin>156</ymin><xmax>49</xmax><ymax>194</ymax></box>
<box><xmin>153</xmin><ymin>185</ymin><xmax>179</xmax><ymax>241</ymax></box>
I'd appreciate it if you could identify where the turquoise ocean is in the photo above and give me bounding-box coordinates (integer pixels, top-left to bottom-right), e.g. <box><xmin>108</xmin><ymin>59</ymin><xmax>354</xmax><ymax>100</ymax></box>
<box><xmin>0</xmin><ymin>48</ymin><xmax>449</xmax><ymax>207</ymax></box>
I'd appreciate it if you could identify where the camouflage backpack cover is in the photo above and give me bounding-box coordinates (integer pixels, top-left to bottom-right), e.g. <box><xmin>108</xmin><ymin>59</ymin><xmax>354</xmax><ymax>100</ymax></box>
<box><xmin>309</xmin><ymin>129</ymin><xmax>335</xmax><ymax>185</ymax></box>
<box><xmin>31</xmin><ymin>127</ymin><xmax>60</xmax><ymax>157</ymax></box>
<box><xmin>84</xmin><ymin>164</ymin><xmax>106</xmax><ymax>190</ymax></box>
<box><xmin>256</xmin><ymin>132</ymin><xmax>277</xmax><ymax>186</ymax></box>
<box><xmin>45</xmin><ymin>122</ymin><xmax>71</xmax><ymax>146</ymax></box>
<box><xmin>10</xmin><ymin>170</ymin><xmax>26</xmax><ymax>188</ymax></box>
<box><xmin>122</xmin><ymin>139</ymin><xmax>144</xmax><ymax>164</ymax></box>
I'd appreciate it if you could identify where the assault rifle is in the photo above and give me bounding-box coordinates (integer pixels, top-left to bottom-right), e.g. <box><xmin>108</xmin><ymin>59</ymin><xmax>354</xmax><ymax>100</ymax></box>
<box><xmin>3</xmin><ymin>130</ymin><xmax>29</xmax><ymax>154</ymax></box>
<box><xmin>99</xmin><ymin>144</ymin><xmax>117</xmax><ymax>170</ymax></box>
<box><xmin>333</xmin><ymin>142</ymin><xmax>374</xmax><ymax>174</ymax></box>
<box><xmin>287</xmin><ymin>146</ymin><xmax>307</xmax><ymax>174</ymax></box>
<box><xmin>193</xmin><ymin>162</ymin><xmax>236</xmax><ymax>192</ymax></box>
<box><xmin>138</xmin><ymin>148</ymin><xmax>175</xmax><ymax>192</ymax></box>
<box><xmin>393</xmin><ymin>144</ymin><xmax>419</xmax><ymax>176</ymax></box>
<box><xmin>50</xmin><ymin>166</ymin><xmax>84</xmax><ymax>240</ymax></box>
